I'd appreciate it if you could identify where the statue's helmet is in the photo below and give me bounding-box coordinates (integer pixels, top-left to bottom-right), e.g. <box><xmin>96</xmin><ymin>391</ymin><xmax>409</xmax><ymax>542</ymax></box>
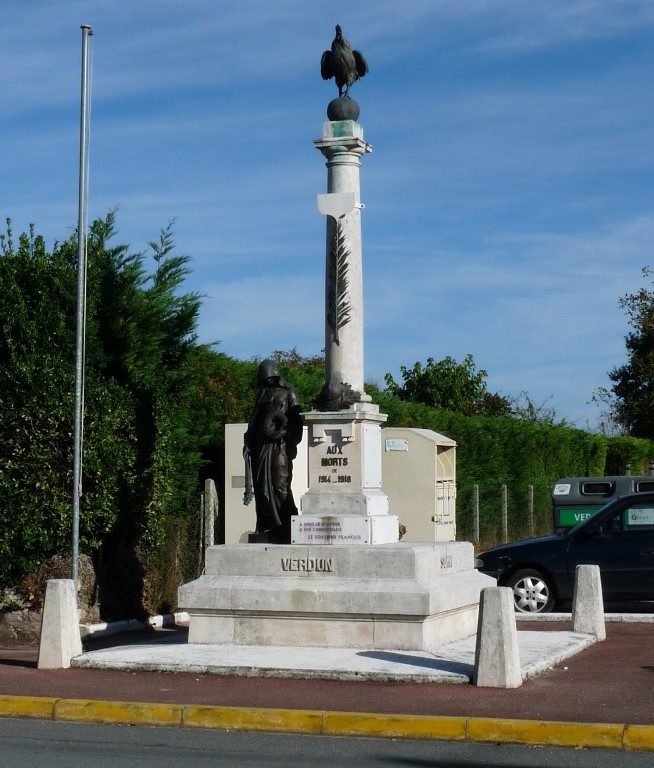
<box><xmin>257</xmin><ymin>359</ymin><xmax>280</xmax><ymax>385</ymax></box>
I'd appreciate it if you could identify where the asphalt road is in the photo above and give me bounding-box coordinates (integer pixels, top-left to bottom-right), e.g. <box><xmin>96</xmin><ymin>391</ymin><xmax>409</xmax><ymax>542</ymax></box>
<box><xmin>1</xmin><ymin>719</ymin><xmax>652</xmax><ymax>768</ymax></box>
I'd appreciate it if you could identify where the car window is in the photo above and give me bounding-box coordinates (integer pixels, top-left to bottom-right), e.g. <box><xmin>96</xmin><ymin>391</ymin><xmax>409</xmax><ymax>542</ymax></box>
<box><xmin>606</xmin><ymin>502</ymin><xmax>654</xmax><ymax>533</ymax></box>
<box><xmin>624</xmin><ymin>502</ymin><xmax>654</xmax><ymax>531</ymax></box>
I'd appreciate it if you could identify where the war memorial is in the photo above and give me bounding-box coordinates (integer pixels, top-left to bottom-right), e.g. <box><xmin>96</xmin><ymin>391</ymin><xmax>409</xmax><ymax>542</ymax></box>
<box><xmin>38</xmin><ymin>26</ymin><xmax>606</xmax><ymax>689</ymax></box>
<box><xmin>178</xmin><ymin>26</ymin><xmax>506</xmax><ymax>653</ymax></box>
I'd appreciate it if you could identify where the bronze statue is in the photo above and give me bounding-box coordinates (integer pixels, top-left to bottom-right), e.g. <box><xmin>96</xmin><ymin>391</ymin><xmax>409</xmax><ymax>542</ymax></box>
<box><xmin>243</xmin><ymin>360</ymin><xmax>303</xmax><ymax>543</ymax></box>
<box><xmin>321</xmin><ymin>25</ymin><xmax>368</xmax><ymax>98</ymax></box>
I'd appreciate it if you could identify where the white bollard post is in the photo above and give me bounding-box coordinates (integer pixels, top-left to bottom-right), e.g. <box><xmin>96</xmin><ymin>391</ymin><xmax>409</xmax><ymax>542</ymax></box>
<box><xmin>37</xmin><ymin>579</ymin><xmax>83</xmax><ymax>669</ymax></box>
<box><xmin>473</xmin><ymin>586</ymin><xmax>523</xmax><ymax>688</ymax></box>
<box><xmin>571</xmin><ymin>564</ymin><xmax>606</xmax><ymax>640</ymax></box>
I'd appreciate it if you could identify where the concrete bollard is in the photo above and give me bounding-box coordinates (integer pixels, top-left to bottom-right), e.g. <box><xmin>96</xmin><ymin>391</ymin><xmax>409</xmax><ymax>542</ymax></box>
<box><xmin>571</xmin><ymin>564</ymin><xmax>606</xmax><ymax>640</ymax></box>
<box><xmin>37</xmin><ymin>579</ymin><xmax>83</xmax><ymax>669</ymax></box>
<box><xmin>473</xmin><ymin>586</ymin><xmax>522</xmax><ymax>688</ymax></box>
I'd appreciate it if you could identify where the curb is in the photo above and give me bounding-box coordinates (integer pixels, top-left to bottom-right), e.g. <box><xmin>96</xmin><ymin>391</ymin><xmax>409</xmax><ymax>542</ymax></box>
<box><xmin>0</xmin><ymin>695</ymin><xmax>652</xmax><ymax>751</ymax></box>
<box><xmin>515</xmin><ymin>612</ymin><xmax>654</xmax><ymax>623</ymax></box>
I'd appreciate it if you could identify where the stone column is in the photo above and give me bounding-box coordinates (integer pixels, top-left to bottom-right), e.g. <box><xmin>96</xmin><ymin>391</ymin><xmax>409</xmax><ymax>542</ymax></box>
<box><xmin>314</xmin><ymin>120</ymin><xmax>370</xmax><ymax>399</ymax></box>
<box><xmin>292</xmin><ymin>119</ymin><xmax>398</xmax><ymax>546</ymax></box>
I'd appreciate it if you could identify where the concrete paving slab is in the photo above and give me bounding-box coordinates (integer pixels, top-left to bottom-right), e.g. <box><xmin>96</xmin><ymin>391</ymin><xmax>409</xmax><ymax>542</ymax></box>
<box><xmin>72</xmin><ymin>629</ymin><xmax>597</xmax><ymax>684</ymax></box>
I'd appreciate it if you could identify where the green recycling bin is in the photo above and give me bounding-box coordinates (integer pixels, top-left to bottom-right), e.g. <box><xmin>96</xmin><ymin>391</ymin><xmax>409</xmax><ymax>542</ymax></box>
<box><xmin>552</xmin><ymin>475</ymin><xmax>654</xmax><ymax>532</ymax></box>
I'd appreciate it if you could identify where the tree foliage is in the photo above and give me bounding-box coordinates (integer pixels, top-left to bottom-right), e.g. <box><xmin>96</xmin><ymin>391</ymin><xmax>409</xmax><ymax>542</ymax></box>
<box><xmin>0</xmin><ymin>221</ymin><xmax>77</xmax><ymax>582</ymax></box>
<box><xmin>269</xmin><ymin>348</ymin><xmax>325</xmax><ymax>409</ymax></box>
<box><xmin>608</xmin><ymin>268</ymin><xmax>654</xmax><ymax>439</ymax></box>
<box><xmin>0</xmin><ymin>213</ymin><xmax>209</xmax><ymax>608</ymax></box>
<box><xmin>384</xmin><ymin>354</ymin><xmax>511</xmax><ymax>416</ymax></box>
<box><xmin>507</xmin><ymin>390</ymin><xmax>569</xmax><ymax>427</ymax></box>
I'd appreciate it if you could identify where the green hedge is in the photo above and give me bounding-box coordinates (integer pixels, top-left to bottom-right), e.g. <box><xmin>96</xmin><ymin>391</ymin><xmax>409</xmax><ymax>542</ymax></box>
<box><xmin>370</xmin><ymin>390</ymin><xmax>654</xmax><ymax>541</ymax></box>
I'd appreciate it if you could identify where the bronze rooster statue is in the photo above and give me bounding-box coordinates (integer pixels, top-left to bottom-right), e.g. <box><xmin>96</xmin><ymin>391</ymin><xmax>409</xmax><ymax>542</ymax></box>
<box><xmin>321</xmin><ymin>25</ymin><xmax>368</xmax><ymax>97</ymax></box>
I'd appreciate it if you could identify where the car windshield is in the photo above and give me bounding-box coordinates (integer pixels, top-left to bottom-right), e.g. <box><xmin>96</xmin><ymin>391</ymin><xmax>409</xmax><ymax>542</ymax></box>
<box><xmin>564</xmin><ymin>495</ymin><xmax>624</xmax><ymax>535</ymax></box>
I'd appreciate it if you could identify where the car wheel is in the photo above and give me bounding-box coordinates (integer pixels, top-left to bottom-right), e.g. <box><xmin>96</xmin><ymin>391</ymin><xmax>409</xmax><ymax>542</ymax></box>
<box><xmin>505</xmin><ymin>568</ymin><xmax>556</xmax><ymax>613</ymax></box>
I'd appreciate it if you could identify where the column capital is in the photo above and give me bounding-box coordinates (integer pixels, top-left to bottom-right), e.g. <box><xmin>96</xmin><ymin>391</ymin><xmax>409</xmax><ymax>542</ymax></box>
<box><xmin>314</xmin><ymin>120</ymin><xmax>372</xmax><ymax>159</ymax></box>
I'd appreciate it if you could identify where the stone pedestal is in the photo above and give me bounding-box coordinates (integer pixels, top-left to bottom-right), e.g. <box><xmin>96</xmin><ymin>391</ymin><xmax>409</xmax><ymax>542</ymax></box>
<box><xmin>473</xmin><ymin>586</ymin><xmax>522</xmax><ymax>688</ymax></box>
<box><xmin>294</xmin><ymin>402</ymin><xmax>398</xmax><ymax>545</ymax></box>
<box><xmin>37</xmin><ymin>579</ymin><xmax>82</xmax><ymax>669</ymax></box>
<box><xmin>571</xmin><ymin>564</ymin><xmax>606</xmax><ymax>640</ymax></box>
<box><xmin>178</xmin><ymin>542</ymin><xmax>495</xmax><ymax>650</ymax></box>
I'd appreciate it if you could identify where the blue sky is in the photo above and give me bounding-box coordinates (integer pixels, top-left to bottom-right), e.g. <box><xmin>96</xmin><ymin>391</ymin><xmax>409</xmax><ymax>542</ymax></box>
<box><xmin>3</xmin><ymin>1</ymin><xmax>654</xmax><ymax>429</ymax></box>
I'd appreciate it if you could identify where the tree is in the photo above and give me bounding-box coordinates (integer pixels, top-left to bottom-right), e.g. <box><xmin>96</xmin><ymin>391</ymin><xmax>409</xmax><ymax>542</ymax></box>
<box><xmin>269</xmin><ymin>348</ymin><xmax>325</xmax><ymax>409</ymax></box>
<box><xmin>0</xmin><ymin>221</ymin><xmax>79</xmax><ymax>581</ymax></box>
<box><xmin>608</xmin><ymin>267</ymin><xmax>654</xmax><ymax>438</ymax></box>
<box><xmin>508</xmin><ymin>390</ymin><xmax>568</xmax><ymax>427</ymax></box>
<box><xmin>384</xmin><ymin>354</ymin><xmax>511</xmax><ymax>416</ymax></box>
<box><xmin>590</xmin><ymin>386</ymin><xmax>624</xmax><ymax>437</ymax></box>
<box><xmin>0</xmin><ymin>213</ymin><xmax>209</xmax><ymax>613</ymax></box>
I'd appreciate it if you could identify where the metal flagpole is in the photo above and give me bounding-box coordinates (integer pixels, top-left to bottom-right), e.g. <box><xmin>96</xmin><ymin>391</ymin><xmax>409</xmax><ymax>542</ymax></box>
<box><xmin>72</xmin><ymin>24</ymin><xmax>94</xmax><ymax>587</ymax></box>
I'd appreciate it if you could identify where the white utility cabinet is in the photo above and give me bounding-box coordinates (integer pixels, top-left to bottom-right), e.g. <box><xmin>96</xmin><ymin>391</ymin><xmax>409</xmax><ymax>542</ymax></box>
<box><xmin>381</xmin><ymin>428</ymin><xmax>457</xmax><ymax>542</ymax></box>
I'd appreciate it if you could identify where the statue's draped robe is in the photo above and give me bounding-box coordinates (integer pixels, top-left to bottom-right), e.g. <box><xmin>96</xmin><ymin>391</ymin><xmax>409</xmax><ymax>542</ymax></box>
<box><xmin>245</xmin><ymin>382</ymin><xmax>302</xmax><ymax>540</ymax></box>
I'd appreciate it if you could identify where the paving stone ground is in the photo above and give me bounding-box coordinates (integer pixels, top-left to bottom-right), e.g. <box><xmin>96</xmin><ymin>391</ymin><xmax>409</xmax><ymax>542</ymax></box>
<box><xmin>0</xmin><ymin>620</ymin><xmax>652</xmax><ymax>726</ymax></box>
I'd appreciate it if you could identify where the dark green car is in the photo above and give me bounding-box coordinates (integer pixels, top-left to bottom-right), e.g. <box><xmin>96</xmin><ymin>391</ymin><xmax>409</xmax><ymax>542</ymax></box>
<box><xmin>474</xmin><ymin>492</ymin><xmax>654</xmax><ymax>613</ymax></box>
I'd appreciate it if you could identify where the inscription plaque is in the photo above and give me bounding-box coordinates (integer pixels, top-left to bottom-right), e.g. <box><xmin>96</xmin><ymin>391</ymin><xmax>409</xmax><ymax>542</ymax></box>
<box><xmin>309</xmin><ymin>432</ymin><xmax>358</xmax><ymax>490</ymax></box>
<box><xmin>294</xmin><ymin>517</ymin><xmax>366</xmax><ymax>544</ymax></box>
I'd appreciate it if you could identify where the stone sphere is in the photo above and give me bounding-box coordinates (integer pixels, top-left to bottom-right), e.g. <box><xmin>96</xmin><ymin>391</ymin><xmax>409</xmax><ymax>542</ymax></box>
<box><xmin>327</xmin><ymin>96</ymin><xmax>360</xmax><ymax>122</ymax></box>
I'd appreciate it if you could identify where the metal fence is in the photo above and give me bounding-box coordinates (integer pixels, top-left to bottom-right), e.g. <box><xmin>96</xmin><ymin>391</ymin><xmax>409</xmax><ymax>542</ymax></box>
<box><xmin>456</xmin><ymin>483</ymin><xmax>553</xmax><ymax>548</ymax></box>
